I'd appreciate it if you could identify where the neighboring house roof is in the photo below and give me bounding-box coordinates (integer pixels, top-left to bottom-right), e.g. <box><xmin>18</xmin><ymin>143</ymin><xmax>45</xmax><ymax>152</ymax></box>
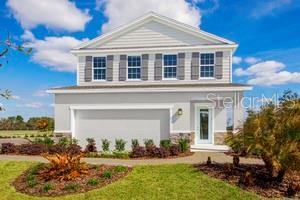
<box><xmin>48</xmin><ymin>83</ymin><xmax>252</xmax><ymax>93</ymax></box>
<box><xmin>72</xmin><ymin>12</ymin><xmax>237</xmax><ymax>52</ymax></box>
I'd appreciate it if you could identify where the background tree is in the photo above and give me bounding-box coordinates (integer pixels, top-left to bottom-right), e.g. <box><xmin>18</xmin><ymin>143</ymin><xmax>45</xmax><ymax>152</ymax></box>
<box><xmin>0</xmin><ymin>33</ymin><xmax>32</xmax><ymax>111</ymax></box>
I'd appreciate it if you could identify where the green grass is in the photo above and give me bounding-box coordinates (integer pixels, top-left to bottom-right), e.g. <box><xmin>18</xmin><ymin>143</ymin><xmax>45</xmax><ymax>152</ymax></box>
<box><xmin>0</xmin><ymin>130</ymin><xmax>53</xmax><ymax>137</ymax></box>
<box><xmin>0</xmin><ymin>161</ymin><xmax>261</xmax><ymax>200</ymax></box>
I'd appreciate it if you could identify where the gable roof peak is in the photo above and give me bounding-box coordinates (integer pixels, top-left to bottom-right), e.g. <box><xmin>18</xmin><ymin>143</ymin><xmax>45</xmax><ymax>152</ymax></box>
<box><xmin>73</xmin><ymin>11</ymin><xmax>236</xmax><ymax>50</ymax></box>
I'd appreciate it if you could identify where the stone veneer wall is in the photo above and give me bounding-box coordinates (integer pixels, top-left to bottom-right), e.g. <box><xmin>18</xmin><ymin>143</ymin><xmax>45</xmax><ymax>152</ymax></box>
<box><xmin>170</xmin><ymin>132</ymin><xmax>195</xmax><ymax>146</ymax></box>
<box><xmin>214</xmin><ymin>132</ymin><xmax>227</xmax><ymax>145</ymax></box>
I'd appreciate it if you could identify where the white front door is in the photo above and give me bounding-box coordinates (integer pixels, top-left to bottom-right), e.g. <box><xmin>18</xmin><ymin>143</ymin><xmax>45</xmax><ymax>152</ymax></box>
<box><xmin>196</xmin><ymin>108</ymin><xmax>212</xmax><ymax>144</ymax></box>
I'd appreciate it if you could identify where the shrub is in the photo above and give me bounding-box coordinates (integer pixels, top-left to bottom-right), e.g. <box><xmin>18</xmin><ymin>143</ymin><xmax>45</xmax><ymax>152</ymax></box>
<box><xmin>144</xmin><ymin>139</ymin><xmax>154</xmax><ymax>149</ymax></box>
<box><xmin>160</xmin><ymin>139</ymin><xmax>171</xmax><ymax>149</ymax></box>
<box><xmin>58</xmin><ymin>137</ymin><xmax>69</xmax><ymax>146</ymax></box>
<box><xmin>227</xmin><ymin>90</ymin><xmax>300</xmax><ymax>182</ymax></box>
<box><xmin>101</xmin><ymin>139</ymin><xmax>110</xmax><ymax>152</ymax></box>
<box><xmin>87</xmin><ymin>178</ymin><xmax>99</xmax><ymax>186</ymax></box>
<box><xmin>146</xmin><ymin>145</ymin><xmax>157</xmax><ymax>157</ymax></box>
<box><xmin>114</xmin><ymin>165</ymin><xmax>127</xmax><ymax>173</ymax></box>
<box><xmin>131</xmin><ymin>139</ymin><xmax>139</xmax><ymax>150</ymax></box>
<box><xmin>153</xmin><ymin>147</ymin><xmax>170</xmax><ymax>158</ymax></box>
<box><xmin>169</xmin><ymin>144</ymin><xmax>180</xmax><ymax>156</ymax></box>
<box><xmin>64</xmin><ymin>183</ymin><xmax>79</xmax><ymax>191</ymax></box>
<box><xmin>178</xmin><ymin>137</ymin><xmax>190</xmax><ymax>152</ymax></box>
<box><xmin>102</xmin><ymin>171</ymin><xmax>112</xmax><ymax>179</ymax></box>
<box><xmin>42</xmin><ymin>183</ymin><xmax>54</xmax><ymax>193</ymax></box>
<box><xmin>115</xmin><ymin>139</ymin><xmax>126</xmax><ymax>152</ymax></box>
<box><xmin>131</xmin><ymin>146</ymin><xmax>147</xmax><ymax>158</ymax></box>
<box><xmin>26</xmin><ymin>174</ymin><xmax>37</xmax><ymax>187</ymax></box>
<box><xmin>85</xmin><ymin>138</ymin><xmax>97</xmax><ymax>153</ymax></box>
<box><xmin>41</xmin><ymin>153</ymin><xmax>88</xmax><ymax>181</ymax></box>
<box><xmin>34</xmin><ymin>136</ymin><xmax>54</xmax><ymax>146</ymax></box>
<box><xmin>18</xmin><ymin>144</ymin><xmax>46</xmax><ymax>155</ymax></box>
<box><xmin>67</xmin><ymin>144</ymin><xmax>82</xmax><ymax>155</ymax></box>
<box><xmin>48</xmin><ymin>144</ymin><xmax>66</xmax><ymax>154</ymax></box>
<box><xmin>1</xmin><ymin>143</ymin><xmax>16</xmax><ymax>154</ymax></box>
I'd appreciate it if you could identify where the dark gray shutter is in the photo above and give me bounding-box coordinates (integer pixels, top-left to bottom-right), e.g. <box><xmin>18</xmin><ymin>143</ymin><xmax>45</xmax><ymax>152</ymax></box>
<box><xmin>85</xmin><ymin>56</ymin><xmax>92</xmax><ymax>82</ymax></box>
<box><xmin>177</xmin><ymin>53</ymin><xmax>185</xmax><ymax>80</ymax></box>
<box><xmin>154</xmin><ymin>54</ymin><xmax>162</xmax><ymax>80</ymax></box>
<box><xmin>215</xmin><ymin>51</ymin><xmax>223</xmax><ymax>79</ymax></box>
<box><xmin>141</xmin><ymin>54</ymin><xmax>149</xmax><ymax>81</ymax></box>
<box><xmin>106</xmin><ymin>55</ymin><xmax>114</xmax><ymax>81</ymax></box>
<box><xmin>119</xmin><ymin>54</ymin><xmax>127</xmax><ymax>81</ymax></box>
<box><xmin>191</xmin><ymin>52</ymin><xmax>199</xmax><ymax>80</ymax></box>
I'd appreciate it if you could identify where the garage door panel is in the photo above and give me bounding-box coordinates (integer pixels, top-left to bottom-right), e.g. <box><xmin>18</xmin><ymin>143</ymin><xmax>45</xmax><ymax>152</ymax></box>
<box><xmin>75</xmin><ymin>109</ymin><xmax>170</xmax><ymax>150</ymax></box>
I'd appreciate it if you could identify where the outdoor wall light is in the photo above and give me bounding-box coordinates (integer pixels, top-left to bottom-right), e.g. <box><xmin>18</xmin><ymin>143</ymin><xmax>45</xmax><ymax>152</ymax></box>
<box><xmin>177</xmin><ymin>108</ymin><xmax>183</xmax><ymax>116</ymax></box>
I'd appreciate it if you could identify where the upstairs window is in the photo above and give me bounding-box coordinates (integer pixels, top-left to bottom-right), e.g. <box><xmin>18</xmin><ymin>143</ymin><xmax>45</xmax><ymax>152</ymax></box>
<box><xmin>128</xmin><ymin>56</ymin><xmax>141</xmax><ymax>80</ymax></box>
<box><xmin>164</xmin><ymin>54</ymin><xmax>177</xmax><ymax>79</ymax></box>
<box><xmin>200</xmin><ymin>53</ymin><xmax>214</xmax><ymax>78</ymax></box>
<box><xmin>93</xmin><ymin>57</ymin><xmax>106</xmax><ymax>80</ymax></box>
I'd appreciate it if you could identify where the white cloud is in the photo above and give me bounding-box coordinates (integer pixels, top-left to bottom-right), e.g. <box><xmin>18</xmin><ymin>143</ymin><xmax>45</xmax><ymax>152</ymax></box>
<box><xmin>232</xmin><ymin>56</ymin><xmax>242</xmax><ymax>64</ymax></box>
<box><xmin>251</xmin><ymin>0</ymin><xmax>292</xmax><ymax>18</ymax></box>
<box><xmin>97</xmin><ymin>0</ymin><xmax>201</xmax><ymax>33</ymax></box>
<box><xmin>23</xmin><ymin>31</ymin><xmax>88</xmax><ymax>72</ymax></box>
<box><xmin>33</xmin><ymin>90</ymin><xmax>48</xmax><ymax>97</ymax></box>
<box><xmin>11</xmin><ymin>95</ymin><xmax>20</xmax><ymax>100</ymax></box>
<box><xmin>25</xmin><ymin>102</ymin><xmax>43</xmax><ymax>108</ymax></box>
<box><xmin>6</xmin><ymin>0</ymin><xmax>91</xmax><ymax>32</ymax></box>
<box><xmin>244</xmin><ymin>57</ymin><xmax>261</xmax><ymax>65</ymax></box>
<box><xmin>234</xmin><ymin>60</ymin><xmax>300</xmax><ymax>86</ymax></box>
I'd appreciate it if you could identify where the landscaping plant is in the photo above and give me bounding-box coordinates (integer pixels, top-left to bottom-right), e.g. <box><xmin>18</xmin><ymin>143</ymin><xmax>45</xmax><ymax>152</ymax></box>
<box><xmin>130</xmin><ymin>146</ymin><xmax>147</xmax><ymax>158</ymax></box>
<box><xmin>131</xmin><ymin>139</ymin><xmax>139</xmax><ymax>149</ymax></box>
<box><xmin>1</xmin><ymin>142</ymin><xmax>15</xmax><ymax>153</ymax></box>
<box><xmin>144</xmin><ymin>139</ymin><xmax>154</xmax><ymax>148</ymax></box>
<box><xmin>101</xmin><ymin>139</ymin><xmax>110</xmax><ymax>152</ymax></box>
<box><xmin>160</xmin><ymin>139</ymin><xmax>171</xmax><ymax>149</ymax></box>
<box><xmin>85</xmin><ymin>138</ymin><xmax>97</xmax><ymax>152</ymax></box>
<box><xmin>40</xmin><ymin>152</ymin><xmax>88</xmax><ymax>181</ymax></box>
<box><xmin>178</xmin><ymin>137</ymin><xmax>190</xmax><ymax>152</ymax></box>
<box><xmin>226</xmin><ymin>90</ymin><xmax>300</xmax><ymax>182</ymax></box>
<box><xmin>169</xmin><ymin>144</ymin><xmax>180</xmax><ymax>156</ymax></box>
<box><xmin>115</xmin><ymin>139</ymin><xmax>126</xmax><ymax>152</ymax></box>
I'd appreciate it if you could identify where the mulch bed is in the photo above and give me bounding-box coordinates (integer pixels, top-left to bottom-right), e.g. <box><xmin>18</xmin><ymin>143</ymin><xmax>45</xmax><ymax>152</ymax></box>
<box><xmin>13</xmin><ymin>164</ymin><xmax>132</xmax><ymax>197</ymax></box>
<box><xmin>195</xmin><ymin>163</ymin><xmax>300</xmax><ymax>198</ymax></box>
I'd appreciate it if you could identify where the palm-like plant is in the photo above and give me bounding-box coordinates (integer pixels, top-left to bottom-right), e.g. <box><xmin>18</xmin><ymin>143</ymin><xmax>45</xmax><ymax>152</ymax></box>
<box><xmin>226</xmin><ymin>90</ymin><xmax>300</xmax><ymax>182</ymax></box>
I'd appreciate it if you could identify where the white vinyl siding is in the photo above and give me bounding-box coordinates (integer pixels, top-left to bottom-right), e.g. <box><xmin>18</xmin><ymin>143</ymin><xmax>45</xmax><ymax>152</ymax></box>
<box><xmin>92</xmin><ymin>21</ymin><xmax>215</xmax><ymax>49</ymax></box>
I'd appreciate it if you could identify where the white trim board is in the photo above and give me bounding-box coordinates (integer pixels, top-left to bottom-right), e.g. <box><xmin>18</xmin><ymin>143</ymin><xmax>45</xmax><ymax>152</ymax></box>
<box><xmin>48</xmin><ymin>86</ymin><xmax>252</xmax><ymax>94</ymax></box>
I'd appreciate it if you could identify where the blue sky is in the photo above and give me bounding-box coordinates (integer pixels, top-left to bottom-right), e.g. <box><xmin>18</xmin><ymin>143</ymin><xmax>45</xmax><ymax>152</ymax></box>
<box><xmin>0</xmin><ymin>0</ymin><xmax>300</xmax><ymax>119</ymax></box>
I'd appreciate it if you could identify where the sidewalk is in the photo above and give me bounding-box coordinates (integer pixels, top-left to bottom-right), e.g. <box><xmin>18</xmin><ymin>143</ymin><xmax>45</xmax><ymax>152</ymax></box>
<box><xmin>0</xmin><ymin>152</ymin><xmax>263</xmax><ymax>166</ymax></box>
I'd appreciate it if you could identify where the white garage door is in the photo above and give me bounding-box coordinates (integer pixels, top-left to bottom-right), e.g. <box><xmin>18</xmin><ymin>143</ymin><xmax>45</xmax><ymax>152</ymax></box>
<box><xmin>74</xmin><ymin>109</ymin><xmax>170</xmax><ymax>150</ymax></box>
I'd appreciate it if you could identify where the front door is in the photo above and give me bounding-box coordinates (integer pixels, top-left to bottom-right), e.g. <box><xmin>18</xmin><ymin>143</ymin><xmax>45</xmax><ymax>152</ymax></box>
<box><xmin>196</xmin><ymin>108</ymin><xmax>212</xmax><ymax>144</ymax></box>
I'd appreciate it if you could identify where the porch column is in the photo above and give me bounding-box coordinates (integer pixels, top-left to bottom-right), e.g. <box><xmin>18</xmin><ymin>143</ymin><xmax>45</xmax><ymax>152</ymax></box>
<box><xmin>233</xmin><ymin>92</ymin><xmax>244</xmax><ymax>131</ymax></box>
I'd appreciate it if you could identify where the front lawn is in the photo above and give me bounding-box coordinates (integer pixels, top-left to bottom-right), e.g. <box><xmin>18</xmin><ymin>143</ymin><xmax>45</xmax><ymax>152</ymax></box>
<box><xmin>0</xmin><ymin>130</ymin><xmax>53</xmax><ymax>138</ymax></box>
<box><xmin>0</xmin><ymin>161</ymin><xmax>260</xmax><ymax>200</ymax></box>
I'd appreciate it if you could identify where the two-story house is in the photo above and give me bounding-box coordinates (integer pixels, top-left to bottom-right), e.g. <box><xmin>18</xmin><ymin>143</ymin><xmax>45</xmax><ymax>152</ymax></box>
<box><xmin>48</xmin><ymin>12</ymin><xmax>252</xmax><ymax>151</ymax></box>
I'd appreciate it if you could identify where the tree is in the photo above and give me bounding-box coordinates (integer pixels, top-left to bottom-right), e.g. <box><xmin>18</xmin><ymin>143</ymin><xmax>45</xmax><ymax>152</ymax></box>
<box><xmin>0</xmin><ymin>34</ymin><xmax>32</xmax><ymax>111</ymax></box>
<box><xmin>226</xmin><ymin>90</ymin><xmax>300</xmax><ymax>182</ymax></box>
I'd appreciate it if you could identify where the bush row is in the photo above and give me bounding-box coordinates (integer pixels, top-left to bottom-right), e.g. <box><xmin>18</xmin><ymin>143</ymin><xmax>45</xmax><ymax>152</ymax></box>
<box><xmin>84</xmin><ymin>137</ymin><xmax>190</xmax><ymax>158</ymax></box>
<box><xmin>0</xmin><ymin>137</ymin><xmax>81</xmax><ymax>155</ymax></box>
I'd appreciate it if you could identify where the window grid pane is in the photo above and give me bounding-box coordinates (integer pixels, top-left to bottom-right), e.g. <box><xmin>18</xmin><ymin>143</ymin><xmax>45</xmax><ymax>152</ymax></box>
<box><xmin>164</xmin><ymin>54</ymin><xmax>177</xmax><ymax>78</ymax></box>
<box><xmin>128</xmin><ymin>56</ymin><xmax>141</xmax><ymax>79</ymax></box>
<box><xmin>200</xmin><ymin>53</ymin><xmax>214</xmax><ymax>78</ymax></box>
<box><xmin>93</xmin><ymin>57</ymin><xmax>106</xmax><ymax>80</ymax></box>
